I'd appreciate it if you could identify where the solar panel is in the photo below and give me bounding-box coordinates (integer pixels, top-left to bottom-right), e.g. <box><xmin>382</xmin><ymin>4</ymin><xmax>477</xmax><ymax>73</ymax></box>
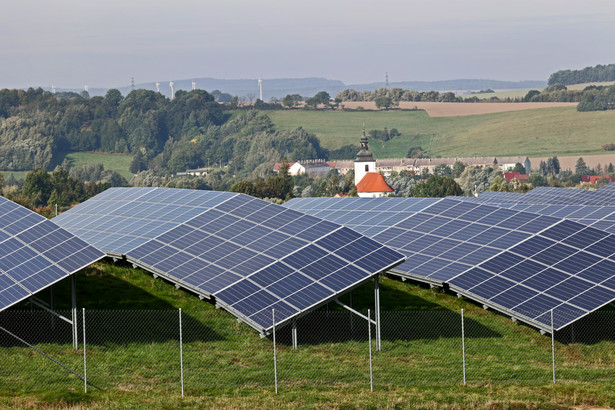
<box><xmin>0</xmin><ymin>197</ymin><xmax>105</xmax><ymax>312</ymax></box>
<box><xmin>55</xmin><ymin>188</ymin><xmax>405</xmax><ymax>334</ymax></box>
<box><xmin>285</xmin><ymin>196</ymin><xmax>615</xmax><ymax>332</ymax></box>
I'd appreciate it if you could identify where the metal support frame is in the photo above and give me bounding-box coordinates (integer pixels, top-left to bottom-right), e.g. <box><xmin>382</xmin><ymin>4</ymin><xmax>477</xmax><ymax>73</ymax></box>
<box><xmin>291</xmin><ymin>320</ymin><xmax>297</xmax><ymax>349</ymax></box>
<box><xmin>461</xmin><ymin>308</ymin><xmax>466</xmax><ymax>385</ymax></box>
<box><xmin>72</xmin><ymin>275</ymin><xmax>78</xmax><ymax>349</ymax></box>
<box><xmin>551</xmin><ymin>309</ymin><xmax>556</xmax><ymax>384</ymax></box>
<box><xmin>179</xmin><ymin>308</ymin><xmax>184</xmax><ymax>396</ymax></box>
<box><xmin>349</xmin><ymin>291</ymin><xmax>354</xmax><ymax>333</ymax></box>
<box><xmin>83</xmin><ymin>308</ymin><xmax>87</xmax><ymax>393</ymax></box>
<box><xmin>374</xmin><ymin>275</ymin><xmax>381</xmax><ymax>351</ymax></box>
<box><xmin>272</xmin><ymin>309</ymin><xmax>278</xmax><ymax>394</ymax></box>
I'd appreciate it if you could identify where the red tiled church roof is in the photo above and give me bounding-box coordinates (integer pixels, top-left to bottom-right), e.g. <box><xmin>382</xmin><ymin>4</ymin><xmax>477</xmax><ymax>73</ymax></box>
<box><xmin>356</xmin><ymin>172</ymin><xmax>395</xmax><ymax>193</ymax></box>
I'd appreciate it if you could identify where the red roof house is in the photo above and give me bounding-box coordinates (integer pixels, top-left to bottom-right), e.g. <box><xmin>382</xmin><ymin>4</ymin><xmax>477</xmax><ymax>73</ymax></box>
<box><xmin>356</xmin><ymin>172</ymin><xmax>395</xmax><ymax>197</ymax></box>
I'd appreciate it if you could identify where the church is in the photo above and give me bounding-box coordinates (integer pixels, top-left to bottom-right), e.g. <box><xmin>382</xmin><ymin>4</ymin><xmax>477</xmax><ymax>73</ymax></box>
<box><xmin>354</xmin><ymin>131</ymin><xmax>395</xmax><ymax>197</ymax></box>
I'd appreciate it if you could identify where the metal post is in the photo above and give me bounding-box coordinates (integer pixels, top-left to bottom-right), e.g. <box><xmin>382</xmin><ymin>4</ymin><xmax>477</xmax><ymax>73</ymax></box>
<box><xmin>273</xmin><ymin>309</ymin><xmax>278</xmax><ymax>394</ymax></box>
<box><xmin>368</xmin><ymin>309</ymin><xmax>373</xmax><ymax>392</ymax></box>
<box><xmin>374</xmin><ymin>275</ymin><xmax>381</xmax><ymax>351</ymax></box>
<box><xmin>461</xmin><ymin>308</ymin><xmax>466</xmax><ymax>385</ymax></box>
<box><xmin>551</xmin><ymin>309</ymin><xmax>556</xmax><ymax>384</ymax></box>
<box><xmin>72</xmin><ymin>275</ymin><xmax>78</xmax><ymax>350</ymax></box>
<box><xmin>55</xmin><ymin>204</ymin><xmax>58</xmax><ymax>217</ymax></box>
<box><xmin>291</xmin><ymin>320</ymin><xmax>297</xmax><ymax>349</ymax></box>
<box><xmin>349</xmin><ymin>291</ymin><xmax>354</xmax><ymax>333</ymax></box>
<box><xmin>82</xmin><ymin>308</ymin><xmax>87</xmax><ymax>393</ymax></box>
<box><xmin>179</xmin><ymin>308</ymin><xmax>184</xmax><ymax>397</ymax></box>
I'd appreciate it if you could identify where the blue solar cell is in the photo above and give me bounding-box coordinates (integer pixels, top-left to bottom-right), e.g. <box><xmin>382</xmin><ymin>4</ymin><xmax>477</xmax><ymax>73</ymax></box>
<box><xmin>320</xmin><ymin>265</ymin><xmax>369</xmax><ymax>291</ymax></box>
<box><xmin>480</xmin><ymin>252</ymin><xmax>525</xmax><ymax>274</ymax></box>
<box><xmin>509</xmin><ymin>236</ymin><xmax>556</xmax><ymax>258</ymax></box>
<box><xmin>516</xmin><ymin>294</ymin><xmax>561</xmax><ymax>319</ymax></box>
<box><xmin>266</xmin><ymin>272</ymin><xmax>313</xmax><ymax>297</ymax></box>
<box><xmin>490</xmin><ymin>285</ymin><xmax>538</xmax><ymax>309</ymax></box>
<box><xmin>500</xmin><ymin>259</ymin><xmax>545</xmax><ymax>282</ymax></box>
<box><xmin>553</xmin><ymin>252</ymin><xmax>601</xmax><ymax>273</ymax></box>
<box><xmin>518</xmin><ymin>216</ymin><xmax>560</xmax><ymax>233</ymax></box>
<box><xmin>470</xmin><ymin>276</ymin><xmax>516</xmax><ymax>299</ymax></box>
<box><xmin>283</xmin><ymin>283</ymin><xmax>334</xmax><ymax>310</ymax></box>
<box><xmin>439</xmin><ymin>242</ymin><xmax>481</xmax><ymax>261</ymax></box>
<box><xmin>532</xmin><ymin>243</ymin><xmax>577</xmax><ymax>266</ymax></box>
<box><xmin>541</xmin><ymin>220</ymin><xmax>582</xmax><ymax>242</ymax></box>
<box><xmin>429</xmin><ymin>219</ymin><xmax>471</xmax><ymax>237</ymax></box>
<box><xmin>569</xmin><ymin>286</ymin><xmax>615</xmax><ymax>310</ymax></box>
<box><xmin>545</xmin><ymin>277</ymin><xmax>594</xmax><ymax>301</ymax></box>
<box><xmin>521</xmin><ymin>268</ymin><xmax>570</xmax><ymax>292</ymax></box>
<box><xmin>449</xmin><ymin>268</ymin><xmax>493</xmax><ymax>289</ymax></box>
<box><xmin>576</xmin><ymin>259</ymin><xmax>615</xmax><ymax>283</ymax></box>
<box><xmin>584</xmin><ymin>236</ymin><xmax>615</xmax><ymax>258</ymax></box>
<box><xmin>458</xmin><ymin>247</ymin><xmax>501</xmax><ymax>265</ymax></box>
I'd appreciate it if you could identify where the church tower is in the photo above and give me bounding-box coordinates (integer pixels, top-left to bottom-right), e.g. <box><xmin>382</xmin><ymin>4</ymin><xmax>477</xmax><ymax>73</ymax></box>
<box><xmin>354</xmin><ymin>129</ymin><xmax>376</xmax><ymax>186</ymax></box>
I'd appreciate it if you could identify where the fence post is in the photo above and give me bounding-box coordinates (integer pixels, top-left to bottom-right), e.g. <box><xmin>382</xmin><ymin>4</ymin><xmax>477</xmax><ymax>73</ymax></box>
<box><xmin>461</xmin><ymin>308</ymin><xmax>466</xmax><ymax>385</ymax></box>
<box><xmin>179</xmin><ymin>308</ymin><xmax>184</xmax><ymax>397</ymax></box>
<box><xmin>551</xmin><ymin>309</ymin><xmax>556</xmax><ymax>384</ymax></box>
<box><xmin>273</xmin><ymin>309</ymin><xmax>278</xmax><ymax>394</ymax></box>
<box><xmin>368</xmin><ymin>309</ymin><xmax>373</xmax><ymax>392</ymax></box>
<box><xmin>82</xmin><ymin>308</ymin><xmax>87</xmax><ymax>393</ymax></box>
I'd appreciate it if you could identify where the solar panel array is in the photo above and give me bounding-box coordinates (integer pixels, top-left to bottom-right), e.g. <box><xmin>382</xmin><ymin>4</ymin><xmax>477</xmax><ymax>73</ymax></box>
<box><xmin>285</xmin><ymin>196</ymin><xmax>615</xmax><ymax>331</ymax></box>
<box><xmin>55</xmin><ymin>188</ymin><xmax>405</xmax><ymax>333</ymax></box>
<box><xmin>0</xmin><ymin>196</ymin><xmax>105</xmax><ymax>311</ymax></box>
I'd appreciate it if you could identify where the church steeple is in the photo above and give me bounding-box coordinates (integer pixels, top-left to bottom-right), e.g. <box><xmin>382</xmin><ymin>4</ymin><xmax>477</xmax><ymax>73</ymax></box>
<box><xmin>354</xmin><ymin>128</ymin><xmax>376</xmax><ymax>186</ymax></box>
<box><xmin>355</xmin><ymin>129</ymin><xmax>374</xmax><ymax>162</ymax></box>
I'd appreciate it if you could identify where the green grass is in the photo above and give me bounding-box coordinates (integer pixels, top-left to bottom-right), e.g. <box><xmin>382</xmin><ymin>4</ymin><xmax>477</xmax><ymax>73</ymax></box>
<box><xmin>2</xmin><ymin>261</ymin><xmax>615</xmax><ymax>407</ymax></box>
<box><xmin>60</xmin><ymin>152</ymin><xmax>134</xmax><ymax>181</ymax></box>
<box><xmin>267</xmin><ymin>107</ymin><xmax>615</xmax><ymax>158</ymax></box>
<box><xmin>461</xmin><ymin>81</ymin><xmax>615</xmax><ymax>100</ymax></box>
<box><xmin>0</xmin><ymin>171</ymin><xmax>28</xmax><ymax>181</ymax></box>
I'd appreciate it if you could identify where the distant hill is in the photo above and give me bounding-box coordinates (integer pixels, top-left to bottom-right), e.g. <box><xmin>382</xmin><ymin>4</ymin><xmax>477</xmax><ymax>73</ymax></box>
<box><xmin>346</xmin><ymin>79</ymin><xmax>546</xmax><ymax>92</ymax></box>
<box><xmin>42</xmin><ymin>77</ymin><xmax>545</xmax><ymax>100</ymax></box>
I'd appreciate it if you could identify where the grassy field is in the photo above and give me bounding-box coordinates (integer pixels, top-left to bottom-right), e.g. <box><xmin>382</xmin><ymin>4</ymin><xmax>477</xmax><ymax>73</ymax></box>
<box><xmin>0</xmin><ymin>171</ymin><xmax>28</xmax><ymax>181</ymax></box>
<box><xmin>462</xmin><ymin>81</ymin><xmax>615</xmax><ymax>100</ymax></box>
<box><xmin>267</xmin><ymin>107</ymin><xmax>615</xmax><ymax>158</ymax></box>
<box><xmin>1</xmin><ymin>261</ymin><xmax>614</xmax><ymax>408</ymax></box>
<box><xmin>59</xmin><ymin>152</ymin><xmax>134</xmax><ymax>181</ymax></box>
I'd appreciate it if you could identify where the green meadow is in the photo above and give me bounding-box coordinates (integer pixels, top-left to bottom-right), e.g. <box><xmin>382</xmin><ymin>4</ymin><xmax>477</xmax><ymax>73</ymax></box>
<box><xmin>267</xmin><ymin>107</ymin><xmax>615</xmax><ymax>158</ymax></box>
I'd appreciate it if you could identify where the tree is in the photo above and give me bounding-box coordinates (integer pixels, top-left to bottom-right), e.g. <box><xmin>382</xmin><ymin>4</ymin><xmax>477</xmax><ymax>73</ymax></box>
<box><xmin>452</xmin><ymin>161</ymin><xmax>466</xmax><ymax>177</ymax></box>
<box><xmin>374</xmin><ymin>96</ymin><xmax>393</xmax><ymax>110</ymax></box>
<box><xmin>546</xmin><ymin>156</ymin><xmax>560</xmax><ymax>175</ymax></box>
<box><xmin>22</xmin><ymin>168</ymin><xmax>53</xmax><ymax>207</ymax></box>
<box><xmin>305</xmin><ymin>91</ymin><xmax>331</xmax><ymax>108</ymax></box>
<box><xmin>282</xmin><ymin>94</ymin><xmax>302</xmax><ymax>108</ymax></box>
<box><xmin>412</xmin><ymin>175</ymin><xmax>463</xmax><ymax>197</ymax></box>
<box><xmin>433</xmin><ymin>164</ymin><xmax>453</xmax><ymax>178</ymax></box>
<box><xmin>524</xmin><ymin>90</ymin><xmax>541</xmax><ymax>102</ymax></box>
<box><xmin>575</xmin><ymin>157</ymin><xmax>589</xmax><ymax>175</ymax></box>
<box><xmin>511</xmin><ymin>162</ymin><xmax>526</xmax><ymax>173</ymax></box>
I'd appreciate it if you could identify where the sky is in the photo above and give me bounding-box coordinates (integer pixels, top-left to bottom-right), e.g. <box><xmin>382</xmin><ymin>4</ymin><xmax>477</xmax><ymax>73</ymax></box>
<box><xmin>1</xmin><ymin>0</ymin><xmax>615</xmax><ymax>89</ymax></box>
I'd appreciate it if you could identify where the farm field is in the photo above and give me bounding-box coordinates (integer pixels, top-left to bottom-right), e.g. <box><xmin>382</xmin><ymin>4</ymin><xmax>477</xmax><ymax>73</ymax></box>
<box><xmin>0</xmin><ymin>152</ymin><xmax>134</xmax><ymax>183</ymax></box>
<box><xmin>461</xmin><ymin>81</ymin><xmax>615</xmax><ymax>101</ymax></box>
<box><xmin>267</xmin><ymin>107</ymin><xmax>615</xmax><ymax>158</ymax></box>
<box><xmin>1</xmin><ymin>261</ymin><xmax>615</xmax><ymax>408</ymax></box>
<box><xmin>339</xmin><ymin>101</ymin><xmax>577</xmax><ymax>116</ymax></box>
<box><xmin>61</xmin><ymin>152</ymin><xmax>134</xmax><ymax>181</ymax></box>
<box><xmin>0</xmin><ymin>171</ymin><xmax>28</xmax><ymax>181</ymax></box>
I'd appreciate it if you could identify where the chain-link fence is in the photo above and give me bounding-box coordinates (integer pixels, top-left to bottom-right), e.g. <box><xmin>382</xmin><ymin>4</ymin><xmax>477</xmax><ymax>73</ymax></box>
<box><xmin>1</xmin><ymin>308</ymin><xmax>615</xmax><ymax>394</ymax></box>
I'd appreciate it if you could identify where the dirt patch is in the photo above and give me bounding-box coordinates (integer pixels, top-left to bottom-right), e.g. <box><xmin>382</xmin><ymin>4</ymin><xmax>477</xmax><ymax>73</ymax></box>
<box><xmin>531</xmin><ymin>154</ymin><xmax>615</xmax><ymax>172</ymax></box>
<box><xmin>339</xmin><ymin>101</ymin><xmax>578</xmax><ymax>117</ymax></box>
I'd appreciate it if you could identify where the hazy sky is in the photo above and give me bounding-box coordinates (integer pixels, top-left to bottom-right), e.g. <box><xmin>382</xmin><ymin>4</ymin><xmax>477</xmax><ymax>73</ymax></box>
<box><xmin>2</xmin><ymin>0</ymin><xmax>614</xmax><ymax>89</ymax></box>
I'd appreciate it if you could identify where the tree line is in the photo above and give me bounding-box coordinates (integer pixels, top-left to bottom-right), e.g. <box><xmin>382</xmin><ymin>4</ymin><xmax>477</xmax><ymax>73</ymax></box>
<box><xmin>548</xmin><ymin>63</ymin><xmax>615</xmax><ymax>86</ymax></box>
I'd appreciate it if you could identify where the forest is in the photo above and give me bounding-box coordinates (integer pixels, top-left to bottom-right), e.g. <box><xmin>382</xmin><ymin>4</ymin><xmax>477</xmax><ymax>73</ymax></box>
<box><xmin>548</xmin><ymin>63</ymin><xmax>615</xmax><ymax>86</ymax></box>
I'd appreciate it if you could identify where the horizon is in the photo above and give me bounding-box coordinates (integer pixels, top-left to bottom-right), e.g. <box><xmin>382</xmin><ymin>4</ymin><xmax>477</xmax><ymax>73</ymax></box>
<box><xmin>2</xmin><ymin>0</ymin><xmax>614</xmax><ymax>89</ymax></box>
